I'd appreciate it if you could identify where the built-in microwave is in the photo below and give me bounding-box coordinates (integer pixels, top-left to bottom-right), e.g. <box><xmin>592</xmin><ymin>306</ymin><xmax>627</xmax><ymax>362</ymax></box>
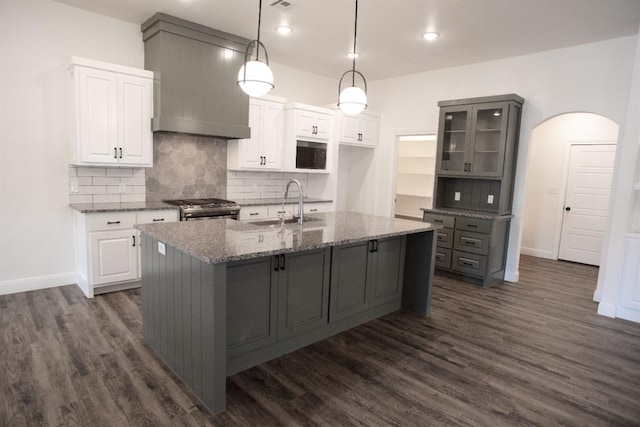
<box><xmin>295</xmin><ymin>140</ymin><xmax>327</xmax><ymax>170</ymax></box>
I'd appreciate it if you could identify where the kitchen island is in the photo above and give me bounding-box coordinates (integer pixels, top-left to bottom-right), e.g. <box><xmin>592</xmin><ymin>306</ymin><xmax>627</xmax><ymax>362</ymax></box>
<box><xmin>136</xmin><ymin>212</ymin><xmax>439</xmax><ymax>413</ymax></box>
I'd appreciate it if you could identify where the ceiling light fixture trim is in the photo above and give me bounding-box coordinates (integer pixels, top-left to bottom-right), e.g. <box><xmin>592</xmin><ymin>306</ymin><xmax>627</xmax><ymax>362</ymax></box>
<box><xmin>422</xmin><ymin>31</ymin><xmax>439</xmax><ymax>41</ymax></box>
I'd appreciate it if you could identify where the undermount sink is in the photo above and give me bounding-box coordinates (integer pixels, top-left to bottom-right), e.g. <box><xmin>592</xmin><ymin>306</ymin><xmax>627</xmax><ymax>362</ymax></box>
<box><xmin>248</xmin><ymin>216</ymin><xmax>322</xmax><ymax>227</ymax></box>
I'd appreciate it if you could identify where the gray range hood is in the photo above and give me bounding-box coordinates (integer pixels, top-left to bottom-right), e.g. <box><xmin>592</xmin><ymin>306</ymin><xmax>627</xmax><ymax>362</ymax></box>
<box><xmin>142</xmin><ymin>13</ymin><xmax>251</xmax><ymax>139</ymax></box>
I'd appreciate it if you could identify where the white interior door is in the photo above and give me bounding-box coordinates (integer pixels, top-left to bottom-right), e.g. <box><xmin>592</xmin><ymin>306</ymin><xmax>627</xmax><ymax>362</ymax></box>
<box><xmin>559</xmin><ymin>144</ymin><xmax>616</xmax><ymax>266</ymax></box>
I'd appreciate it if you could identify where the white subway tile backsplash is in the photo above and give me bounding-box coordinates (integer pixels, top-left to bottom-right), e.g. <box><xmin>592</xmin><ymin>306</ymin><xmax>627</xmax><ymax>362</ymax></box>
<box><xmin>78</xmin><ymin>186</ymin><xmax>107</xmax><ymax>195</ymax></box>
<box><xmin>93</xmin><ymin>177</ymin><xmax>121</xmax><ymax>186</ymax></box>
<box><xmin>77</xmin><ymin>167</ymin><xmax>107</xmax><ymax>177</ymax></box>
<box><xmin>68</xmin><ymin>166</ymin><xmax>146</xmax><ymax>205</ymax></box>
<box><xmin>120</xmin><ymin>194</ymin><xmax>145</xmax><ymax>203</ymax></box>
<box><xmin>227</xmin><ymin>171</ymin><xmax>309</xmax><ymax>202</ymax></box>
<box><xmin>106</xmin><ymin>168</ymin><xmax>134</xmax><ymax>177</ymax></box>
<box><xmin>93</xmin><ymin>194</ymin><xmax>121</xmax><ymax>203</ymax></box>
<box><xmin>121</xmin><ymin>176</ymin><xmax>146</xmax><ymax>185</ymax></box>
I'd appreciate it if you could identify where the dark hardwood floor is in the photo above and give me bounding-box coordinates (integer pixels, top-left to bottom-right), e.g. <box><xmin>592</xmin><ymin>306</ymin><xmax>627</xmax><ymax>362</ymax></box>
<box><xmin>2</xmin><ymin>255</ymin><xmax>640</xmax><ymax>426</ymax></box>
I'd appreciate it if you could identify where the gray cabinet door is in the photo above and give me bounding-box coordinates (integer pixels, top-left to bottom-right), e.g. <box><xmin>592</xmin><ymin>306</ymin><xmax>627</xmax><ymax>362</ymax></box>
<box><xmin>277</xmin><ymin>248</ymin><xmax>331</xmax><ymax>340</ymax></box>
<box><xmin>369</xmin><ymin>236</ymin><xmax>406</xmax><ymax>308</ymax></box>
<box><xmin>226</xmin><ymin>257</ymin><xmax>277</xmax><ymax>356</ymax></box>
<box><xmin>468</xmin><ymin>102</ymin><xmax>510</xmax><ymax>178</ymax></box>
<box><xmin>329</xmin><ymin>241</ymin><xmax>371</xmax><ymax>322</ymax></box>
<box><xmin>436</xmin><ymin>105</ymin><xmax>472</xmax><ymax>176</ymax></box>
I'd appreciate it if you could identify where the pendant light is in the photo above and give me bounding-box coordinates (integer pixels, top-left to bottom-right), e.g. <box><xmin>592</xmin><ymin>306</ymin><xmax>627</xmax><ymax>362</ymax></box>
<box><xmin>338</xmin><ymin>0</ymin><xmax>367</xmax><ymax>115</ymax></box>
<box><xmin>238</xmin><ymin>0</ymin><xmax>274</xmax><ymax>97</ymax></box>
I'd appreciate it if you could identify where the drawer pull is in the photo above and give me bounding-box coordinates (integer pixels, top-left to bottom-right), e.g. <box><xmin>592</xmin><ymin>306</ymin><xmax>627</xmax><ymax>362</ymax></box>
<box><xmin>437</xmin><ymin>234</ymin><xmax>447</xmax><ymax>241</ymax></box>
<box><xmin>432</xmin><ymin>219</ymin><xmax>443</xmax><ymax>223</ymax></box>
<box><xmin>462</xmin><ymin>237</ymin><xmax>481</xmax><ymax>247</ymax></box>
<box><xmin>107</xmin><ymin>221</ymin><xmax>121</xmax><ymax>225</ymax></box>
<box><xmin>435</xmin><ymin>253</ymin><xmax>445</xmax><ymax>261</ymax></box>
<box><xmin>309</xmin><ymin>208</ymin><xmax>318</xmax><ymax>212</ymax></box>
<box><xmin>249</xmin><ymin>212</ymin><xmax>259</xmax><ymax>216</ymax></box>
<box><xmin>459</xmin><ymin>257</ymin><xmax>478</xmax><ymax>267</ymax></box>
<box><xmin>152</xmin><ymin>218</ymin><xmax>165</xmax><ymax>222</ymax></box>
<box><xmin>466</xmin><ymin>224</ymin><xmax>478</xmax><ymax>228</ymax></box>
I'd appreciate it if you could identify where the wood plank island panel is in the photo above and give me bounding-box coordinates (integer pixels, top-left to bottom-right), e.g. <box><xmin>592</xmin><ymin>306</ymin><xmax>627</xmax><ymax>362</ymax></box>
<box><xmin>2</xmin><ymin>256</ymin><xmax>640</xmax><ymax>425</ymax></box>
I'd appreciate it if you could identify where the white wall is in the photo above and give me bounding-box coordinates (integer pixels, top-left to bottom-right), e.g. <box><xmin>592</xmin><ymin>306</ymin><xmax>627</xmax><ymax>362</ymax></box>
<box><xmin>595</xmin><ymin>30</ymin><xmax>640</xmax><ymax>321</ymax></box>
<box><xmin>369</xmin><ymin>36</ymin><xmax>637</xmax><ymax>283</ymax></box>
<box><xmin>0</xmin><ymin>0</ymin><xmax>144</xmax><ymax>293</ymax></box>
<box><xmin>521</xmin><ymin>113</ymin><xmax>619</xmax><ymax>259</ymax></box>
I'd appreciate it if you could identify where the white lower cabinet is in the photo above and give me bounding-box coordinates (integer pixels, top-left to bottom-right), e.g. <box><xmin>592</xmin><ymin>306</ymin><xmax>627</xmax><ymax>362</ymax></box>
<box><xmin>240</xmin><ymin>202</ymin><xmax>333</xmax><ymax>222</ymax></box>
<box><xmin>89</xmin><ymin>229</ymin><xmax>139</xmax><ymax>286</ymax></box>
<box><xmin>74</xmin><ymin>209</ymin><xmax>178</xmax><ymax>297</ymax></box>
<box><xmin>618</xmin><ymin>234</ymin><xmax>640</xmax><ymax>321</ymax></box>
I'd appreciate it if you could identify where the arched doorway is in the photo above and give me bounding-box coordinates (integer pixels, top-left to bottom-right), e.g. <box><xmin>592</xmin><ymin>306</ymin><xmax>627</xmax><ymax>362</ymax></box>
<box><xmin>520</xmin><ymin>113</ymin><xmax>619</xmax><ymax>266</ymax></box>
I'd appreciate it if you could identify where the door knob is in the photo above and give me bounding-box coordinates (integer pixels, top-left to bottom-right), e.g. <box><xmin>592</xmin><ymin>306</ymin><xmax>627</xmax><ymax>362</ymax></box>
<box><xmin>565</xmin><ymin>207</ymin><xmax>571</xmax><ymax>211</ymax></box>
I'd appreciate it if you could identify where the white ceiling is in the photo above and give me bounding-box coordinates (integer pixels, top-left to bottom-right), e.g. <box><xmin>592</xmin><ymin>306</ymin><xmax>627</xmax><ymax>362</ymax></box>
<box><xmin>53</xmin><ymin>0</ymin><xmax>640</xmax><ymax>81</ymax></box>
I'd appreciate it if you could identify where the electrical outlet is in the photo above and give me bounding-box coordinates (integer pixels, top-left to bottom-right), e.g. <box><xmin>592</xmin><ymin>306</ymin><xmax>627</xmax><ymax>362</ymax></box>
<box><xmin>158</xmin><ymin>241</ymin><xmax>166</xmax><ymax>255</ymax></box>
<box><xmin>118</xmin><ymin>182</ymin><xmax>126</xmax><ymax>193</ymax></box>
<box><xmin>454</xmin><ymin>191</ymin><xmax>461</xmax><ymax>201</ymax></box>
<box><xmin>70</xmin><ymin>181</ymin><xmax>78</xmax><ymax>193</ymax></box>
<box><xmin>487</xmin><ymin>194</ymin><xmax>494</xmax><ymax>204</ymax></box>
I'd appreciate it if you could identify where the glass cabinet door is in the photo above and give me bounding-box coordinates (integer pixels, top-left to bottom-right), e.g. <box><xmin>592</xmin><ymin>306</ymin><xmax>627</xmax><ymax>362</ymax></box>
<box><xmin>469</xmin><ymin>103</ymin><xmax>508</xmax><ymax>177</ymax></box>
<box><xmin>437</xmin><ymin>107</ymin><xmax>471</xmax><ymax>175</ymax></box>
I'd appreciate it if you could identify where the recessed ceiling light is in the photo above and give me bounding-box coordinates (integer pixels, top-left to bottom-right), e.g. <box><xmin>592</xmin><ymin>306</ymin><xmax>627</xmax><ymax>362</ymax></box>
<box><xmin>346</xmin><ymin>51</ymin><xmax>359</xmax><ymax>59</ymax></box>
<box><xmin>276</xmin><ymin>26</ymin><xmax>293</xmax><ymax>35</ymax></box>
<box><xmin>422</xmin><ymin>32</ymin><xmax>439</xmax><ymax>41</ymax></box>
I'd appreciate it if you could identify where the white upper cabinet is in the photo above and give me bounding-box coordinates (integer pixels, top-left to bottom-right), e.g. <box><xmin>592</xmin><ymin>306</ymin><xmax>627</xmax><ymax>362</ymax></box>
<box><xmin>228</xmin><ymin>96</ymin><xmax>286</xmax><ymax>170</ymax></box>
<box><xmin>295</xmin><ymin>109</ymin><xmax>331</xmax><ymax>141</ymax></box>
<box><xmin>71</xmin><ymin>57</ymin><xmax>153</xmax><ymax>167</ymax></box>
<box><xmin>336</xmin><ymin>110</ymin><xmax>380</xmax><ymax>147</ymax></box>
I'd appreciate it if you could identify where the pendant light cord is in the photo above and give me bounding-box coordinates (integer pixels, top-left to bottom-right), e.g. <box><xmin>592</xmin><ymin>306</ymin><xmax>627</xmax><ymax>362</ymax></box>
<box><xmin>352</xmin><ymin>0</ymin><xmax>358</xmax><ymax>86</ymax></box>
<box><xmin>256</xmin><ymin>0</ymin><xmax>263</xmax><ymax>61</ymax></box>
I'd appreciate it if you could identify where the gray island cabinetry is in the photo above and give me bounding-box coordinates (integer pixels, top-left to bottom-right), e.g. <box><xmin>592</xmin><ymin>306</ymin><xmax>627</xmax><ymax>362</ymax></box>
<box><xmin>137</xmin><ymin>212</ymin><xmax>439</xmax><ymax>413</ymax></box>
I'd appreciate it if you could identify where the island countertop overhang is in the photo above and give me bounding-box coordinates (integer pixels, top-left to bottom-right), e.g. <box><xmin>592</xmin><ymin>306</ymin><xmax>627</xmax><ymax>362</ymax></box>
<box><xmin>136</xmin><ymin>211</ymin><xmax>441</xmax><ymax>264</ymax></box>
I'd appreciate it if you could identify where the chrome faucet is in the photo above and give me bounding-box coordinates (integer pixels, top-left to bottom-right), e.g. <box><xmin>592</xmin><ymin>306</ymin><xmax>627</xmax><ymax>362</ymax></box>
<box><xmin>282</xmin><ymin>179</ymin><xmax>304</xmax><ymax>225</ymax></box>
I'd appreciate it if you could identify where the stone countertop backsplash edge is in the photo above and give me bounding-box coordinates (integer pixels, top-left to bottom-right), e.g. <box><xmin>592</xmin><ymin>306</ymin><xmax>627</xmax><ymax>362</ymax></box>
<box><xmin>238</xmin><ymin>198</ymin><xmax>332</xmax><ymax>207</ymax></box>
<box><xmin>420</xmin><ymin>207</ymin><xmax>513</xmax><ymax>220</ymax></box>
<box><xmin>70</xmin><ymin>201</ymin><xmax>179</xmax><ymax>214</ymax></box>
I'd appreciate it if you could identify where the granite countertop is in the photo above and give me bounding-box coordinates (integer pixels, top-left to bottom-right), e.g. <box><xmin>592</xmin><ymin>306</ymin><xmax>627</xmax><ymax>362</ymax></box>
<box><xmin>136</xmin><ymin>211</ymin><xmax>440</xmax><ymax>264</ymax></box>
<box><xmin>70</xmin><ymin>201</ymin><xmax>179</xmax><ymax>213</ymax></box>
<box><xmin>238</xmin><ymin>197</ymin><xmax>332</xmax><ymax>207</ymax></box>
<box><xmin>421</xmin><ymin>207</ymin><xmax>513</xmax><ymax>220</ymax></box>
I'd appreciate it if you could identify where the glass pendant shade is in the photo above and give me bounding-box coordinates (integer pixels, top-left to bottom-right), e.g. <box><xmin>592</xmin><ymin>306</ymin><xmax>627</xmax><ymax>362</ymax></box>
<box><xmin>238</xmin><ymin>60</ymin><xmax>274</xmax><ymax>97</ymax></box>
<box><xmin>339</xmin><ymin>85</ymin><xmax>367</xmax><ymax>115</ymax></box>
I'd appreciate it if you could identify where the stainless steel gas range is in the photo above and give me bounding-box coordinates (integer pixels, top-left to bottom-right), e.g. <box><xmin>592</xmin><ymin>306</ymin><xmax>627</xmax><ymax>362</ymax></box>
<box><xmin>163</xmin><ymin>198</ymin><xmax>240</xmax><ymax>221</ymax></box>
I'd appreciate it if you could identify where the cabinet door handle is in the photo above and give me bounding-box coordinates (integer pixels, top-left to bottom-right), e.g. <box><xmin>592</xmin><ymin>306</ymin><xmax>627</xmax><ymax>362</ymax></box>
<box><xmin>119</xmin><ymin>148</ymin><xmax>123</xmax><ymax>158</ymax></box>
<box><xmin>152</xmin><ymin>218</ymin><xmax>165</xmax><ymax>222</ymax></box>
<box><xmin>280</xmin><ymin>254</ymin><xmax>286</xmax><ymax>270</ymax></box>
<box><xmin>114</xmin><ymin>147</ymin><xmax>117</xmax><ymax>159</ymax></box>
<box><xmin>107</xmin><ymin>221</ymin><xmax>121</xmax><ymax>225</ymax></box>
<box><xmin>132</xmin><ymin>235</ymin><xmax>136</xmax><ymax>247</ymax></box>
<box><xmin>358</xmin><ymin>133</ymin><xmax>363</xmax><ymax>141</ymax></box>
<box><xmin>274</xmin><ymin>255</ymin><xmax>280</xmax><ymax>272</ymax></box>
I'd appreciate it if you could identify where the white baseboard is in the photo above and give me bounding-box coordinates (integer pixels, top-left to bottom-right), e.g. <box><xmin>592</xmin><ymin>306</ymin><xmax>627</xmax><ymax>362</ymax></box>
<box><xmin>504</xmin><ymin>269</ymin><xmax>519</xmax><ymax>283</ymax></box>
<box><xmin>592</xmin><ymin>287</ymin><xmax>602</xmax><ymax>302</ymax></box>
<box><xmin>0</xmin><ymin>272</ymin><xmax>76</xmax><ymax>296</ymax></box>
<box><xmin>615</xmin><ymin>306</ymin><xmax>640</xmax><ymax>324</ymax></box>
<box><xmin>520</xmin><ymin>247</ymin><xmax>555</xmax><ymax>259</ymax></box>
<box><xmin>597</xmin><ymin>302</ymin><xmax>617</xmax><ymax>318</ymax></box>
